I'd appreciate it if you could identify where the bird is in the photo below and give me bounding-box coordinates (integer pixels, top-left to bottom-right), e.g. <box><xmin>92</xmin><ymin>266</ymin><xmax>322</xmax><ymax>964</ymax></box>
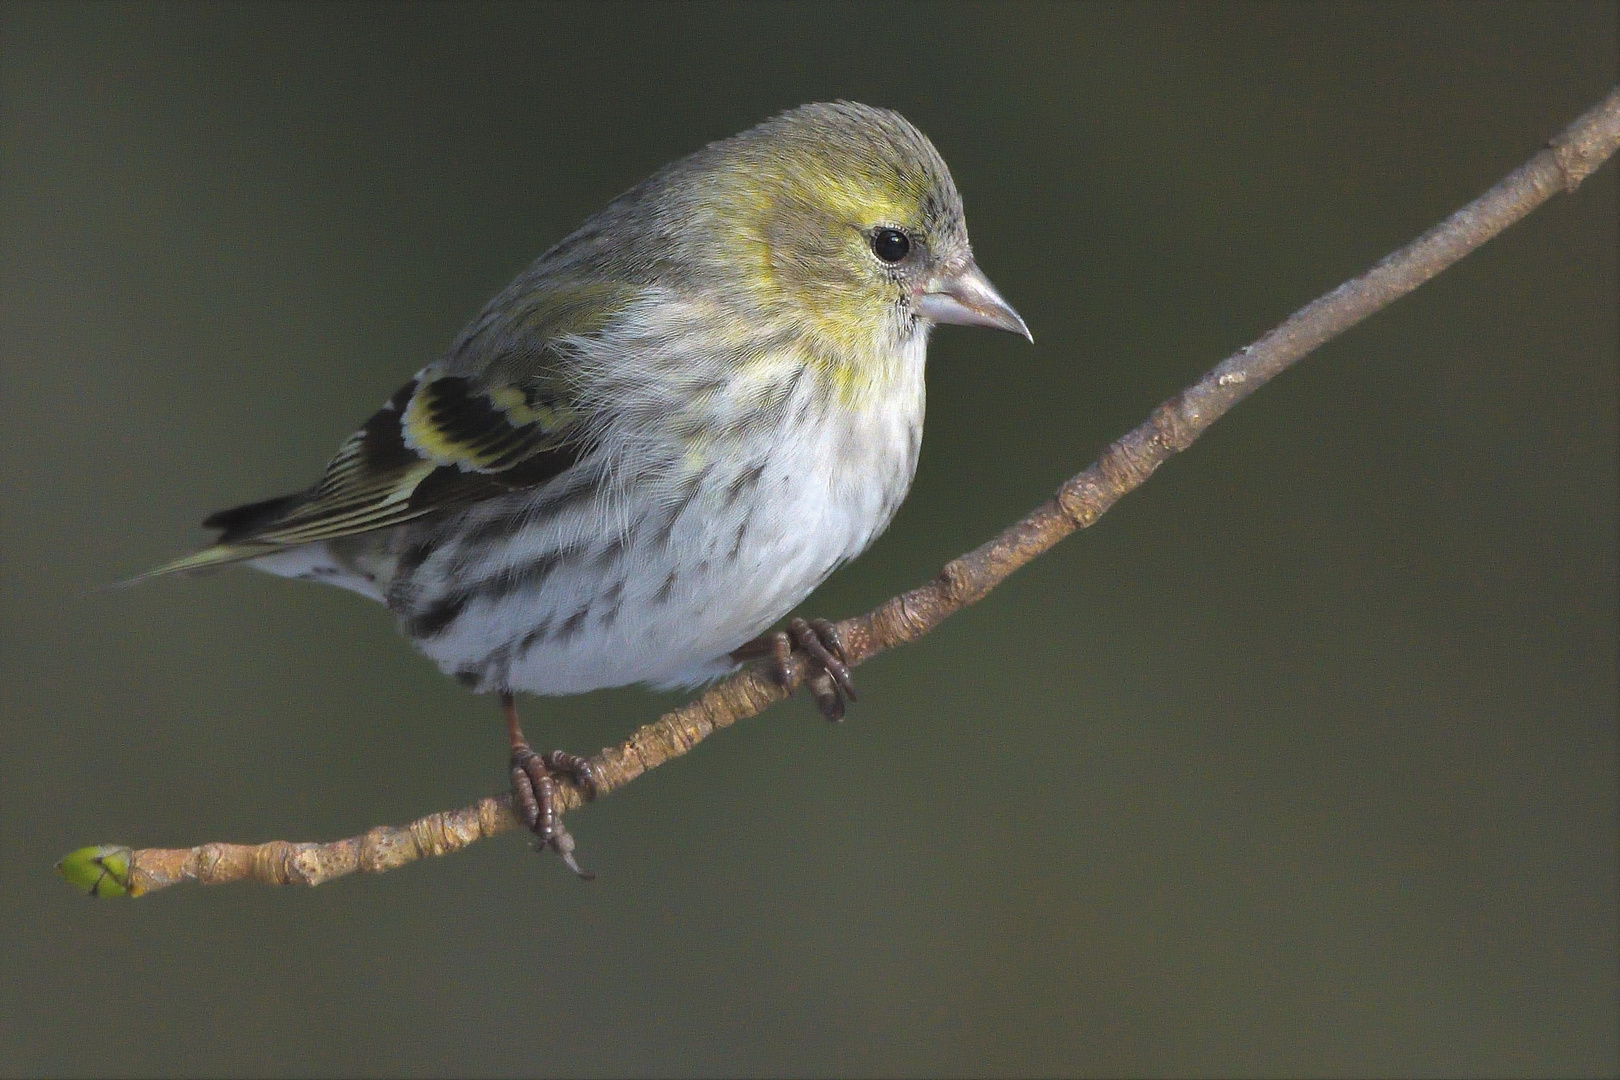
<box><xmin>136</xmin><ymin>101</ymin><xmax>1031</xmax><ymax>875</ymax></box>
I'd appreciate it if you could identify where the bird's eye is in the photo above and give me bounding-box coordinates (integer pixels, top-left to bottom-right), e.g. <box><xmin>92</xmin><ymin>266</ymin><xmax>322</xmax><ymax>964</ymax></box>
<box><xmin>870</xmin><ymin>228</ymin><xmax>911</xmax><ymax>263</ymax></box>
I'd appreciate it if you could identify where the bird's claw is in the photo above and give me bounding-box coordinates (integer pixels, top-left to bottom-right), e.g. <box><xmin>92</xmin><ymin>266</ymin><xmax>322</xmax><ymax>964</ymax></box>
<box><xmin>509</xmin><ymin>743</ymin><xmax>598</xmax><ymax>881</ymax></box>
<box><xmin>735</xmin><ymin>616</ymin><xmax>857</xmax><ymax>721</ymax></box>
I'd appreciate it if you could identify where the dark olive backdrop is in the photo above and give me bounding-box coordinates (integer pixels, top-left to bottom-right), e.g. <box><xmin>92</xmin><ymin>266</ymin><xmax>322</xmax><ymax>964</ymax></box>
<box><xmin>2</xmin><ymin>3</ymin><xmax>1615</xmax><ymax>1077</ymax></box>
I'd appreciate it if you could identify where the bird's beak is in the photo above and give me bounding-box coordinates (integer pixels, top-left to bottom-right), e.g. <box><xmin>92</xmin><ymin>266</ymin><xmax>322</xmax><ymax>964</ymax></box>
<box><xmin>916</xmin><ymin>261</ymin><xmax>1032</xmax><ymax>342</ymax></box>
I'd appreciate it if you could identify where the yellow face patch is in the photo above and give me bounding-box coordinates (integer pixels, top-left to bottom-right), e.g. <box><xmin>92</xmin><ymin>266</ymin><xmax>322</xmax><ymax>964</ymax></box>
<box><xmin>715</xmin><ymin>161</ymin><xmax>925</xmax><ymax>372</ymax></box>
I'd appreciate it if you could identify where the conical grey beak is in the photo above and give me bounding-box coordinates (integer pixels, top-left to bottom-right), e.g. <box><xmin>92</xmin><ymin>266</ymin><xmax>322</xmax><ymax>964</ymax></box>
<box><xmin>916</xmin><ymin>261</ymin><xmax>1032</xmax><ymax>342</ymax></box>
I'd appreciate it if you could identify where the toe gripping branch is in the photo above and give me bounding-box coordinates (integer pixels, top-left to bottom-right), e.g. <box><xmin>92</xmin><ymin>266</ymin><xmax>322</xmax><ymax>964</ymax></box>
<box><xmin>503</xmin><ymin>692</ymin><xmax>598</xmax><ymax>879</ymax></box>
<box><xmin>735</xmin><ymin>616</ymin><xmax>858</xmax><ymax>722</ymax></box>
<box><xmin>503</xmin><ymin>615</ymin><xmax>853</xmax><ymax>879</ymax></box>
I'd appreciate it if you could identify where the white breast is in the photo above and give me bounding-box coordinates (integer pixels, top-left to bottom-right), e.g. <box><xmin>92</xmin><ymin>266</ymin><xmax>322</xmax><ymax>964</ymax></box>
<box><xmin>399</xmin><ymin>328</ymin><xmax>929</xmax><ymax>696</ymax></box>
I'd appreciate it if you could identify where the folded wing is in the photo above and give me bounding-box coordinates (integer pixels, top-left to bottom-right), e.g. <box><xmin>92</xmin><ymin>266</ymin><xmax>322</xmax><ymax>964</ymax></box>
<box><xmin>135</xmin><ymin>370</ymin><xmax>585</xmax><ymax>579</ymax></box>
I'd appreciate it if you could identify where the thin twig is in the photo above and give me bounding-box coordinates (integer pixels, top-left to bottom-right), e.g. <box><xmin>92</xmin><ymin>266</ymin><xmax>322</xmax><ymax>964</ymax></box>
<box><xmin>57</xmin><ymin>86</ymin><xmax>1620</xmax><ymax>897</ymax></box>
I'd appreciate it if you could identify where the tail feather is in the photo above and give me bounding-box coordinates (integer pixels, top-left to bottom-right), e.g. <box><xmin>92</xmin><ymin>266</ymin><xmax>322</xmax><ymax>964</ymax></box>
<box><xmin>119</xmin><ymin>491</ymin><xmax>306</xmax><ymax>587</ymax></box>
<box><xmin>116</xmin><ymin>541</ymin><xmax>281</xmax><ymax>587</ymax></box>
<box><xmin>201</xmin><ymin>493</ymin><xmax>307</xmax><ymax>541</ymax></box>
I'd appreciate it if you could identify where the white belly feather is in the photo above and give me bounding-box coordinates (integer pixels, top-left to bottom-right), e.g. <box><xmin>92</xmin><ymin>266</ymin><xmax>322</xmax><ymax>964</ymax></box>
<box><xmin>352</xmin><ymin>328</ymin><xmax>928</xmax><ymax>695</ymax></box>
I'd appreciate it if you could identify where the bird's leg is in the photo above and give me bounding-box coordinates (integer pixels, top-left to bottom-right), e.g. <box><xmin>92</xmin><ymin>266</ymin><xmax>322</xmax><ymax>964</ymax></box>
<box><xmin>732</xmin><ymin>617</ymin><xmax>857</xmax><ymax>721</ymax></box>
<box><xmin>503</xmin><ymin>691</ymin><xmax>596</xmax><ymax>880</ymax></box>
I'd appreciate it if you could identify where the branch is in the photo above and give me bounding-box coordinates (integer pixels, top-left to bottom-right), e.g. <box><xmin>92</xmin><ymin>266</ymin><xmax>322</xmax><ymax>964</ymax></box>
<box><xmin>57</xmin><ymin>86</ymin><xmax>1620</xmax><ymax>898</ymax></box>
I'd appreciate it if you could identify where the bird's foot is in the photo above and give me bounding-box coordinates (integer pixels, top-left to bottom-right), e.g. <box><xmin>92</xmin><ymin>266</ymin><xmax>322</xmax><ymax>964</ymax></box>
<box><xmin>734</xmin><ymin>616</ymin><xmax>857</xmax><ymax>721</ymax></box>
<box><xmin>503</xmin><ymin>693</ymin><xmax>597</xmax><ymax>880</ymax></box>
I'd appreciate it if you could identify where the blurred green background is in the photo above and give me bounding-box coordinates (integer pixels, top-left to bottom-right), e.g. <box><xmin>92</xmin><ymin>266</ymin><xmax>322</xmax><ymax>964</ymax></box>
<box><xmin>2</xmin><ymin>3</ymin><xmax>1615</xmax><ymax>1076</ymax></box>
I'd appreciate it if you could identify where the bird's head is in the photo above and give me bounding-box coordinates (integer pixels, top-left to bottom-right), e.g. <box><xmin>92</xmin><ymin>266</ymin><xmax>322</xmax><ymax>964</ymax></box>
<box><xmin>698</xmin><ymin>102</ymin><xmax>1031</xmax><ymax>356</ymax></box>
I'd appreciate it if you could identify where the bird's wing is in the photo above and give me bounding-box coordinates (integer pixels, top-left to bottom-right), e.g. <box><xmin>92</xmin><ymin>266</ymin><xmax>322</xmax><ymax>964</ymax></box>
<box><xmin>243</xmin><ymin>368</ymin><xmax>584</xmax><ymax>548</ymax></box>
<box><xmin>136</xmin><ymin>279</ymin><xmax>634</xmax><ymax>578</ymax></box>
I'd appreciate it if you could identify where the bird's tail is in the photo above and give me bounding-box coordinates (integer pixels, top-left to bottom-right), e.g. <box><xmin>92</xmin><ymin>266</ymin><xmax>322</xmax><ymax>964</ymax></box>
<box><xmin>115</xmin><ymin>541</ymin><xmax>280</xmax><ymax>588</ymax></box>
<box><xmin>116</xmin><ymin>491</ymin><xmax>304</xmax><ymax>587</ymax></box>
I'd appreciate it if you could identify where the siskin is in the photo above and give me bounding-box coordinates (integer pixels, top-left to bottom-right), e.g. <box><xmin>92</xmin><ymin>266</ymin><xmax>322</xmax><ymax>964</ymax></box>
<box><xmin>139</xmin><ymin>102</ymin><xmax>1030</xmax><ymax>873</ymax></box>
